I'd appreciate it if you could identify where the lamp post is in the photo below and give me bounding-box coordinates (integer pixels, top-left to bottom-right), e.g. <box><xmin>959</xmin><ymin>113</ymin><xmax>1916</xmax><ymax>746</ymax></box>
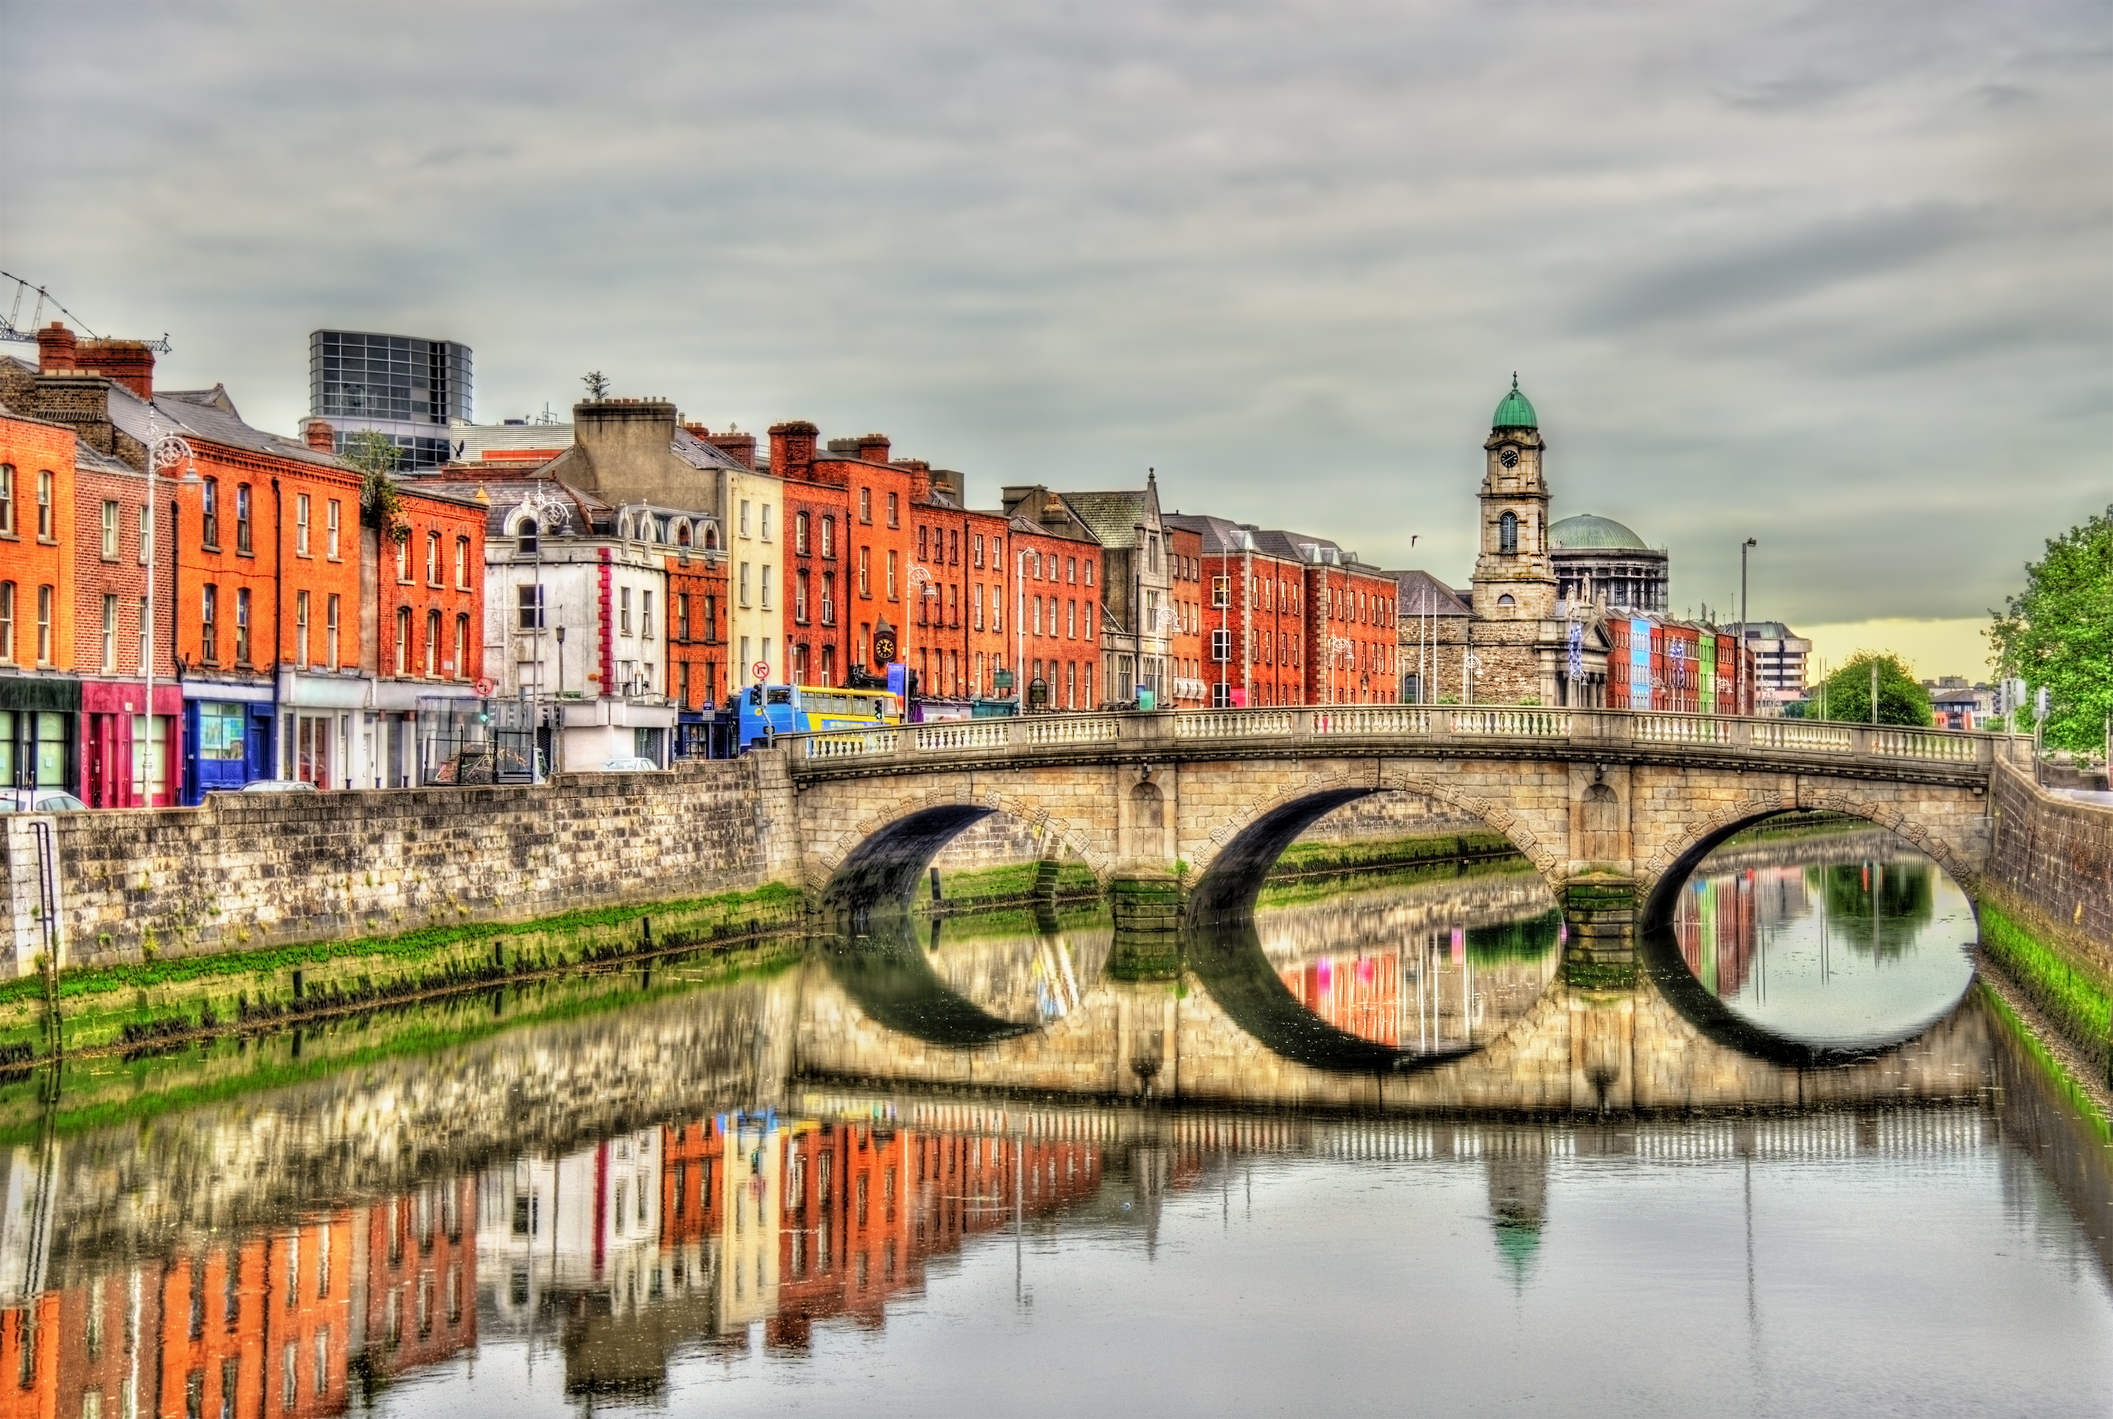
<box><xmin>1327</xmin><ymin>635</ymin><xmax>1353</xmax><ymax>708</ymax></box>
<box><xmin>142</xmin><ymin>412</ymin><xmax>196</xmax><ymax>807</ymax></box>
<box><xmin>1738</xmin><ymin>537</ymin><xmax>1757</xmax><ymax>716</ymax></box>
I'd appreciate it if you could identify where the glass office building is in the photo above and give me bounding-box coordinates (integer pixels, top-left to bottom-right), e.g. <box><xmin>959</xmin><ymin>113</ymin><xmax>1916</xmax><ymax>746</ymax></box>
<box><xmin>308</xmin><ymin>330</ymin><xmax>472</xmax><ymax>471</ymax></box>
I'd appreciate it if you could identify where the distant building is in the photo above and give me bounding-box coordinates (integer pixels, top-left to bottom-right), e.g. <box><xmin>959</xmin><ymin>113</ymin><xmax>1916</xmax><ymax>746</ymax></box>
<box><xmin>1549</xmin><ymin>513</ymin><xmax>1668</xmax><ymax>613</ymax></box>
<box><xmin>1924</xmin><ymin>676</ymin><xmax>1993</xmax><ymax>730</ymax></box>
<box><xmin>308</xmin><ymin>329</ymin><xmax>472</xmax><ymax>471</ymax></box>
<box><xmin>1735</xmin><ymin>620</ymin><xmax>1811</xmax><ymax>704</ymax></box>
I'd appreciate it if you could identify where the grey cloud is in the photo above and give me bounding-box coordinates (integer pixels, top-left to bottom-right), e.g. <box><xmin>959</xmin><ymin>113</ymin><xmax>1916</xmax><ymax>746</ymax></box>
<box><xmin>1</xmin><ymin>0</ymin><xmax>2107</xmax><ymax>635</ymax></box>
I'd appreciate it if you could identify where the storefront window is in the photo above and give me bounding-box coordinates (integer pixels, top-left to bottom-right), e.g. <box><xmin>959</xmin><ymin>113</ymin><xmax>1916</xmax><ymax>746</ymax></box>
<box><xmin>198</xmin><ymin>703</ymin><xmax>246</xmax><ymax>760</ymax></box>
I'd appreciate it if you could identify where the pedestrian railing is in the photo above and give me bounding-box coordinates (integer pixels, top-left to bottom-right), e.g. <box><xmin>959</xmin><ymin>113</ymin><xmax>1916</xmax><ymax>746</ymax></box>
<box><xmin>793</xmin><ymin>707</ymin><xmax>2010</xmax><ymax>773</ymax></box>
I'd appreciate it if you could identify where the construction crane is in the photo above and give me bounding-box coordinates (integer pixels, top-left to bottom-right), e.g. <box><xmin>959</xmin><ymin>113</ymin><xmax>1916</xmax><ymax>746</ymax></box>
<box><xmin>0</xmin><ymin>271</ymin><xmax>170</xmax><ymax>352</ymax></box>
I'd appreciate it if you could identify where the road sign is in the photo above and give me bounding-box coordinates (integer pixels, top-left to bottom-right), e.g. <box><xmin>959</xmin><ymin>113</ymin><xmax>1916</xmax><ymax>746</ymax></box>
<box><xmin>474</xmin><ymin>676</ymin><xmax>496</xmax><ymax>698</ymax></box>
<box><xmin>752</xmin><ymin>660</ymin><xmax>770</xmax><ymax>682</ymax></box>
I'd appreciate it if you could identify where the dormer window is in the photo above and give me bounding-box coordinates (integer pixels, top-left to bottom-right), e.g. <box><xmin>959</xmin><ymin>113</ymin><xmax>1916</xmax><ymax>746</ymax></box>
<box><xmin>1499</xmin><ymin>511</ymin><xmax>1519</xmax><ymax>555</ymax></box>
<box><xmin>516</xmin><ymin>518</ymin><xmax>538</xmax><ymax>555</ymax></box>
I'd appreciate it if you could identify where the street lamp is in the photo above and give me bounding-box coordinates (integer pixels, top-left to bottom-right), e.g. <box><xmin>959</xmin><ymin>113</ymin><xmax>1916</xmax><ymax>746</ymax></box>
<box><xmin>1738</xmin><ymin>537</ymin><xmax>1758</xmax><ymax>717</ymax></box>
<box><xmin>142</xmin><ymin>412</ymin><xmax>196</xmax><ymax>807</ymax></box>
<box><xmin>1327</xmin><ymin>635</ymin><xmax>1354</xmax><ymax>707</ymax></box>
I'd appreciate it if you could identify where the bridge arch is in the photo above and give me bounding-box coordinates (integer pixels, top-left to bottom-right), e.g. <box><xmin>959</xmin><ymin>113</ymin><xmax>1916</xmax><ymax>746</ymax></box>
<box><xmin>1187</xmin><ymin>767</ymin><xmax>1559</xmax><ymax>924</ymax></box>
<box><xmin>1637</xmin><ymin>792</ymin><xmax>1983</xmax><ymax>935</ymax></box>
<box><xmin>812</xmin><ymin>791</ymin><xmax>1112</xmax><ymax>915</ymax></box>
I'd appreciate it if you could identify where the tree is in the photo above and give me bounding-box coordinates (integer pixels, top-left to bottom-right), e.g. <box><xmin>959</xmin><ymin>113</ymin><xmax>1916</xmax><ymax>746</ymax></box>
<box><xmin>582</xmin><ymin>370</ymin><xmax>611</xmax><ymax>399</ymax></box>
<box><xmin>340</xmin><ymin>430</ymin><xmax>410</xmax><ymax>544</ymax></box>
<box><xmin>1813</xmin><ymin>651</ymin><xmax>1933</xmax><ymax>727</ymax></box>
<box><xmin>1988</xmin><ymin>505</ymin><xmax>2113</xmax><ymax>753</ymax></box>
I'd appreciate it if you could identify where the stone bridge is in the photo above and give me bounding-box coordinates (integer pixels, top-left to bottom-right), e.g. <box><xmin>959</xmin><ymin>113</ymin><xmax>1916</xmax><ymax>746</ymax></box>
<box><xmin>789</xmin><ymin>707</ymin><xmax>2027</xmax><ymax>955</ymax></box>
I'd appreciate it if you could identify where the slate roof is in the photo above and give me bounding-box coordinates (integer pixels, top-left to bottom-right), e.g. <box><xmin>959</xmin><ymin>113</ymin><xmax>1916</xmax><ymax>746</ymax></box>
<box><xmin>107</xmin><ymin>380</ymin><xmax>346</xmax><ymax>469</ymax></box>
<box><xmin>670</xmin><ymin>426</ymin><xmax>750</xmax><ymax>472</ymax></box>
<box><xmin>1053</xmin><ymin>490</ymin><xmax>1149</xmax><ymax>548</ymax></box>
<box><xmin>1386</xmin><ymin>569</ymin><xmax>1473</xmax><ymax>617</ymax></box>
<box><xmin>1162</xmin><ymin>513</ymin><xmax>1260</xmax><ymax>555</ymax></box>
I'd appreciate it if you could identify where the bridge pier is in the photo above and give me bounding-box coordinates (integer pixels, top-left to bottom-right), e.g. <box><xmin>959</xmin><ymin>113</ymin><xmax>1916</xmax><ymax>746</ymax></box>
<box><xmin>1107</xmin><ymin>867</ymin><xmax>1185</xmax><ymax>980</ymax></box>
<box><xmin>1558</xmin><ymin>875</ymin><xmax>1640</xmax><ymax>987</ymax></box>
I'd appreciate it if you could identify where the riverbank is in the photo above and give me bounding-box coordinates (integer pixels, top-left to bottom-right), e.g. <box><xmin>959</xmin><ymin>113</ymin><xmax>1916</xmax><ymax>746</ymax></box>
<box><xmin>1</xmin><ymin>881</ymin><xmax>804</xmax><ymax>1064</ymax></box>
<box><xmin>1972</xmin><ymin>889</ymin><xmax>2112</xmax><ymax>1089</ymax></box>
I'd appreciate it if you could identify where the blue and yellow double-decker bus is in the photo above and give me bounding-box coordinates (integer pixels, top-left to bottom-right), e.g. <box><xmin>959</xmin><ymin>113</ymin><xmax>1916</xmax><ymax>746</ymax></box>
<box><xmin>734</xmin><ymin>683</ymin><xmax>903</xmax><ymax>750</ymax></box>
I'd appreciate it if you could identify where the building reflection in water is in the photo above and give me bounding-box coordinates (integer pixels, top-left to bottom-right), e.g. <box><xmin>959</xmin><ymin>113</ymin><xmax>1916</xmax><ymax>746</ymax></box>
<box><xmin>1273</xmin><ymin>914</ymin><xmax>1563</xmax><ymax>1051</ymax></box>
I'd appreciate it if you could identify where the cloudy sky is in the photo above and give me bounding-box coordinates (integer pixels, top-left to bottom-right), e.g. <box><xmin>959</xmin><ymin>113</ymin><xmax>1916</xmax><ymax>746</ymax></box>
<box><xmin>6</xmin><ymin>1</ymin><xmax>2108</xmax><ymax>674</ymax></box>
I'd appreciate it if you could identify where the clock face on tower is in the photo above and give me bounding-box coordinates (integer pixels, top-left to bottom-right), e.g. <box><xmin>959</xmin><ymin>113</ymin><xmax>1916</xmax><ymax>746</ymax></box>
<box><xmin>1500</xmin><ymin>448</ymin><xmax>1520</xmax><ymax>469</ymax></box>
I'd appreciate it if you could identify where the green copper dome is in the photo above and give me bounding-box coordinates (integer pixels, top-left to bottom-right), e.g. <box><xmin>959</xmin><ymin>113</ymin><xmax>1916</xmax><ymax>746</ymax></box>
<box><xmin>1550</xmin><ymin>513</ymin><xmax>1648</xmax><ymax>550</ymax></box>
<box><xmin>1492</xmin><ymin>374</ymin><xmax>1537</xmax><ymax>430</ymax></box>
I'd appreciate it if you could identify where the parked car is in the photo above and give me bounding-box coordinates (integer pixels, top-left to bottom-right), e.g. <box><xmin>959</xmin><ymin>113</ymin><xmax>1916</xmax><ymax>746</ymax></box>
<box><xmin>600</xmin><ymin>756</ymin><xmax>661</xmax><ymax>772</ymax></box>
<box><xmin>0</xmin><ymin>789</ymin><xmax>88</xmax><ymax>812</ymax></box>
<box><xmin>240</xmin><ymin>779</ymin><xmax>317</xmax><ymax>793</ymax></box>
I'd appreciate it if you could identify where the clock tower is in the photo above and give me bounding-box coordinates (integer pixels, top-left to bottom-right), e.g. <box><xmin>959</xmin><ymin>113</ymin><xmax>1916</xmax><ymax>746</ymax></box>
<box><xmin>1469</xmin><ymin>375</ymin><xmax>1558</xmax><ymax>621</ymax></box>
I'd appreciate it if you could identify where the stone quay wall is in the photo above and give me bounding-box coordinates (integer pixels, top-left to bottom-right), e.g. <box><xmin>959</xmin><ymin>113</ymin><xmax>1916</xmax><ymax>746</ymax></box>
<box><xmin>9</xmin><ymin>754</ymin><xmax>801</xmax><ymax>974</ymax></box>
<box><xmin>1986</xmin><ymin>757</ymin><xmax>2113</xmax><ymax>963</ymax></box>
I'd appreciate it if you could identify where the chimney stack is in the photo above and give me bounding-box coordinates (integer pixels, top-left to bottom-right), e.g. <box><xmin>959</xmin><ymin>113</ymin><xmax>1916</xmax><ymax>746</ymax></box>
<box><xmin>707</xmin><ymin>429</ymin><xmax>758</xmax><ymax>469</ymax></box>
<box><xmin>39</xmin><ymin>323</ymin><xmax>156</xmax><ymax>399</ymax></box>
<box><xmin>304</xmin><ymin>419</ymin><xmax>337</xmax><ymax>454</ymax></box>
<box><xmin>35</xmin><ymin>322</ymin><xmax>76</xmax><ymax>373</ymax></box>
<box><xmin>856</xmin><ymin>433</ymin><xmax>891</xmax><ymax>465</ymax></box>
<box><xmin>768</xmin><ymin>421</ymin><xmax>818</xmax><ymax>482</ymax></box>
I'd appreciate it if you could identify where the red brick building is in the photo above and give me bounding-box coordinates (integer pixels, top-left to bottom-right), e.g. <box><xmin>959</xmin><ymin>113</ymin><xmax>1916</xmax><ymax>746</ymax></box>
<box><xmin>0</xmin><ymin>407</ymin><xmax>87</xmax><ymax>794</ymax></box>
<box><xmin>1169</xmin><ymin>514</ymin><xmax>1307</xmax><ymax>708</ymax></box>
<box><xmin>1167</xmin><ymin>521</ymin><xmax>1205</xmax><ymax>707</ymax></box>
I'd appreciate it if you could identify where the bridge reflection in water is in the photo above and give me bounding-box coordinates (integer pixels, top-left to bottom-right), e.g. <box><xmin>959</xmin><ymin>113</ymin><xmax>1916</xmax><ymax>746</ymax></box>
<box><xmin>0</xmin><ymin>837</ymin><xmax>2102</xmax><ymax>1412</ymax></box>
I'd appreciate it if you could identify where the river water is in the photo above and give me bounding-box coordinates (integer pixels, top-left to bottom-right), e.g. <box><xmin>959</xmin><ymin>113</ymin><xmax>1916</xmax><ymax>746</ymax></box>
<box><xmin>2</xmin><ymin>825</ymin><xmax>2109</xmax><ymax>1417</ymax></box>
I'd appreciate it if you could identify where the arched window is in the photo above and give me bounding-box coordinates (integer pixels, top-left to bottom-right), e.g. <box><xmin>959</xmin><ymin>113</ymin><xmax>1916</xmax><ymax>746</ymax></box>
<box><xmin>516</xmin><ymin>517</ymin><xmax>538</xmax><ymax>556</ymax></box>
<box><xmin>676</xmin><ymin>521</ymin><xmax>692</xmax><ymax>547</ymax></box>
<box><xmin>1497</xmin><ymin>594</ymin><xmax>1516</xmax><ymax>610</ymax></box>
<box><xmin>1499</xmin><ymin>511</ymin><xmax>1519</xmax><ymax>555</ymax></box>
<box><xmin>705</xmin><ymin>523</ymin><xmax>721</xmax><ymax>551</ymax></box>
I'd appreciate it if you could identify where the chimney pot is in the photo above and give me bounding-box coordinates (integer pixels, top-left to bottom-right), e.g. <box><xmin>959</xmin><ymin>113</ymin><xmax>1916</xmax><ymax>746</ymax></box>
<box><xmin>304</xmin><ymin>419</ymin><xmax>337</xmax><ymax>453</ymax></box>
<box><xmin>35</xmin><ymin>322</ymin><xmax>77</xmax><ymax>373</ymax></box>
<box><xmin>856</xmin><ymin>433</ymin><xmax>891</xmax><ymax>465</ymax></box>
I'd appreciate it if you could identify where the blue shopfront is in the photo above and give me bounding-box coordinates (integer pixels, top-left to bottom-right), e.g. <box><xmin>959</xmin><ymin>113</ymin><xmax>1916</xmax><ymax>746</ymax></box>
<box><xmin>182</xmin><ymin>682</ymin><xmax>276</xmax><ymax>803</ymax></box>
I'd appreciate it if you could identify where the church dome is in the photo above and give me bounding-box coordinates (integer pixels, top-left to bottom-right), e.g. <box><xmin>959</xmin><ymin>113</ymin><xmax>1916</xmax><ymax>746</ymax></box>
<box><xmin>1550</xmin><ymin>513</ymin><xmax>1648</xmax><ymax>550</ymax></box>
<box><xmin>1492</xmin><ymin>375</ymin><xmax>1537</xmax><ymax>430</ymax></box>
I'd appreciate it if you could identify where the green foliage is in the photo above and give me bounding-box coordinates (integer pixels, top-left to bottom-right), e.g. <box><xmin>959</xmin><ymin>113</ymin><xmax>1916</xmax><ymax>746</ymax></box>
<box><xmin>582</xmin><ymin>370</ymin><xmax>611</xmax><ymax>399</ymax></box>
<box><xmin>1979</xmin><ymin>899</ymin><xmax>2111</xmax><ymax>1073</ymax></box>
<box><xmin>1988</xmin><ymin>505</ymin><xmax>2113</xmax><ymax>753</ymax></box>
<box><xmin>340</xmin><ymin>430</ymin><xmax>411</xmax><ymax>544</ymax></box>
<box><xmin>1813</xmin><ymin>651</ymin><xmax>1933</xmax><ymax>727</ymax></box>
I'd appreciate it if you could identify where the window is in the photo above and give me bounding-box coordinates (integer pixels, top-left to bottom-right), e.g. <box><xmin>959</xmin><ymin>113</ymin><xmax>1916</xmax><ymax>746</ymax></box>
<box><xmin>139</xmin><ymin>503</ymin><xmax>152</xmax><ymax>565</ymax></box>
<box><xmin>201</xmin><ymin>478</ymin><xmax>219</xmax><ymax>547</ymax></box>
<box><xmin>295</xmin><ymin>494</ymin><xmax>311</xmax><ymax>554</ymax></box>
<box><xmin>973</xmin><ymin>533</ymin><xmax>984</xmax><ymax>567</ymax></box>
<box><xmin>642</xmin><ymin>589</ymin><xmax>655</xmax><ymax>639</ymax></box>
<box><xmin>949</xmin><ymin>530</ymin><xmax>959</xmax><ymax>566</ymax></box>
<box><xmin>234</xmin><ymin>588</ymin><xmax>250</xmax><ymax>664</ymax></box>
<box><xmin>100</xmin><ymin>594</ymin><xmax>117</xmax><ymax>672</ymax></box>
<box><xmin>326</xmin><ymin>594</ymin><xmax>341</xmax><ymax>669</ymax></box>
<box><xmin>424</xmin><ymin>610</ymin><xmax>440</xmax><ymax>676</ymax></box>
<box><xmin>886</xmin><ymin>491</ymin><xmax>898</xmax><ymax>527</ymax></box>
<box><xmin>794</xmin><ymin>570</ymin><xmax>809</xmax><ymax>624</ymax></box>
<box><xmin>820</xmin><ymin>516</ymin><xmax>834</xmax><ymax>558</ymax></box>
<box><xmin>973</xmin><ymin>584</ymin><xmax>984</xmax><ymax>631</ymax></box>
<box><xmin>395</xmin><ymin>537</ymin><xmax>409</xmax><ymax>583</ymax></box>
<box><xmin>761</xmin><ymin>505</ymin><xmax>772</xmax><ymax>541</ymax></box>
<box><xmin>395</xmin><ymin>607</ymin><xmax>411</xmax><ymax>675</ymax></box>
<box><xmin>677</xmin><ymin>593</ymin><xmax>691</xmax><ymax>641</ymax></box>
<box><xmin>738</xmin><ymin>563</ymin><xmax>751</xmax><ymax>607</ymax></box>
<box><xmin>1499</xmin><ymin>510</ymin><xmax>1519</xmax><ymax>555</ymax></box>
<box><xmin>426</xmin><ymin>531</ymin><xmax>441</xmax><ymax>585</ymax></box>
<box><xmin>517</xmin><ymin>518</ymin><xmax>538</xmax><ymax>555</ymax></box>
<box><xmin>138</xmin><ymin>595</ymin><xmax>148</xmax><ymax>672</ymax></box>
<box><xmin>235</xmin><ymin>484</ymin><xmax>252</xmax><ymax>554</ymax></box>
<box><xmin>295</xmin><ymin>591</ymin><xmax>310</xmax><ymax>666</ymax></box>
<box><xmin>0</xmin><ymin>582</ymin><xmax>12</xmax><ymax>662</ymax></box>
<box><xmin>886</xmin><ymin>550</ymin><xmax>898</xmax><ymax>600</ymax></box>
<box><xmin>703</xmin><ymin>594</ymin><xmax>718</xmax><ymax>642</ymax></box>
<box><xmin>456</xmin><ymin>537</ymin><xmax>470</xmax><ymax>588</ymax></box>
<box><xmin>101</xmin><ymin>500</ymin><xmax>120</xmax><ymax>559</ymax></box>
<box><xmin>36</xmin><ymin>470</ymin><xmax>53</xmax><ymax>539</ymax></box>
<box><xmin>326</xmin><ymin>499</ymin><xmax>341</xmax><ymax>558</ymax></box>
<box><xmin>201</xmin><ymin>585</ymin><xmax>218</xmax><ymax>662</ymax></box>
<box><xmin>1084</xmin><ymin>560</ymin><xmax>1094</xmax><ymax>587</ymax></box>
<box><xmin>518</xmin><ymin>584</ymin><xmax>544</xmax><ymax>630</ymax></box>
<box><xmin>1067</xmin><ymin>557</ymin><xmax>1077</xmax><ymax>583</ymax></box>
<box><xmin>857</xmin><ymin>548</ymin><xmax>870</xmax><ymax>597</ymax></box>
<box><xmin>918</xmin><ymin>526</ymin><xmax>929</xmax><ymax>561</ymax></box>
<box><xmin>740</xmin><ymin>500</ymin><xmax>751</xmax><ymax>538</ymax></box>
<box><xmin>0</xmin><ymin>466</ymin><xmax>11</xmax><ymax>533</ymax></box>
<box><xmin>820</xmin><ymin>573</ymin><xmax>835</xmax><ymax>626</ymax></box>
<box><xmin>620</xmin><ymin>586</ymin><xmax>633</xmax><ymax>635</ymax></box>
<box><xmin>795</xmin><ymin>511</ymin><xmax>810</xmax><ymax>554</ymax></box>
<box><xmin>858</xmin><ymin>488</ymin><xmax>872</xmax><ymax>524</ymax></box>
<box><xmin>761</xmin><ymin>565</ymin><xmax>773</xmax><ymax>610</ymax></box>
<box><xmin>1067</xmin><ymin>599</ymin><xmax>1076</xmax><ymax>638</ymax></box>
